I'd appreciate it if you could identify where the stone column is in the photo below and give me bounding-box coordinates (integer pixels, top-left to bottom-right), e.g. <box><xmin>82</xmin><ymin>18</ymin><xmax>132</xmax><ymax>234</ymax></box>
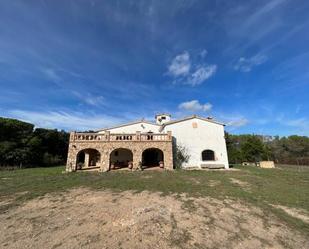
<box><xmin>167</xmin><ymin>131</ymin><xmax>172</xmax><ymax>141</ymax></box>
<box><xmin>66</xmin><ymin>144</ymin><xmax>77</xmax><ymax>172</ymax></box>
<box><xmin>84</xmin><ymin>151</ymin><xmax>90</xmax><ymax>168</ymax></box>
<box><xmin>100</xmin><ymin>149</ymin><xmax>110</xmax><ymax>172</ymax></box>
<box><xmin>164</xmin><ymin>143</ymin><xmax>174</xmax><ymax>170</ymax></box>
<box><xmin>133</xmin><ymin>148</ymin><xmax>142</xmax><ymax>170</ymax></box>
<box><xmin>136</xmin><ymin>131</ymin><xmax>141</xmax><ymax>141</ymax></box>
<box><xmin>105</xmin><ymin>131</ymin><xmax>110</xmax><ymax>141</ymax></box>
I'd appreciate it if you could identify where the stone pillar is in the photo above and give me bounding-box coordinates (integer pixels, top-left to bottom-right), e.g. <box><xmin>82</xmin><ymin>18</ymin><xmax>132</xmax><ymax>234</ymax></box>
<box><xmin>167</xmin><ymin>131</ymin><xmax>172</xmax><ymax>141</ymax></box>
<box><xmin>84</xmin><ymin>151</ymin><xmax>90</xmax><ymax>168</ymax></box>
<box><xmin>133</xmin><ymin>149</ymin><xmax>142</xmax><ymax>170</ymax></box>
<box><xmin>69</xmin><ymin>132</ymin><xmax>75</xmax><ymax>142</ymax></box>
<box><xmin>66</xmin><ymin>144</ymin><xmax>77</xmax><ymax>172</ymax></box>
<box><xmin>105</xmin><ymin>131</ymin><xmax>110</xmax><ymax>141</ymax></box>
<box><xmin>100</xmin><ymin>150</ymin><xmax>110</xmax><ymax>172</ymax></box>
<box><xmin>164</xmin><ymin>143</ymin><xmax>174</xmax><ymax>170</ymax></box>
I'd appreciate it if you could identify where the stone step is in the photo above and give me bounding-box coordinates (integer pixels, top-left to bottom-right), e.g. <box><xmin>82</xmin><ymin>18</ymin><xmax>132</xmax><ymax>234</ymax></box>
<box><xmin>200</xmin><ymin>164</ymin><xmax>225</xmax><ymax>169</ymax></box>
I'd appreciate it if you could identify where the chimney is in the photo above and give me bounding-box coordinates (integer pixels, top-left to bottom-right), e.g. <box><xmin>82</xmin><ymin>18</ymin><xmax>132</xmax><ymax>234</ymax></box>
<box><xmin>155</xmin><ymin>113</ymin><xmax>171</xmax><ymax>125</ymax></box>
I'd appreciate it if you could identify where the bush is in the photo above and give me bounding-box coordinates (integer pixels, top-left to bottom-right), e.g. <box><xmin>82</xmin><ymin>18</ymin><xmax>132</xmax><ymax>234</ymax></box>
<box><xmin>173</xmin><ymin>144</ymin><xmax>190</xmax><ymax>169</ymax></box>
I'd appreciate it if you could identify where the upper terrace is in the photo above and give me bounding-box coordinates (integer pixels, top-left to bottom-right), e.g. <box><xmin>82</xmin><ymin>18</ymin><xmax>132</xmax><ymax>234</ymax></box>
<box><xmin>69</xmin><ymin>131</ymin><xmax>172</xmax><ymax>142</ymax></box>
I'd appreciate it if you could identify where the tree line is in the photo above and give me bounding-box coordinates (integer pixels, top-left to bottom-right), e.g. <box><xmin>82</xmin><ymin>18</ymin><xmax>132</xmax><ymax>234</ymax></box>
<box><xmin>226</xmin><ymin>133</ymin><xmax>309</xmax><ymax>165</ymax></box>
<box><xmin>0</xmin><ymin>117</ymin><xmax>69</xmax><ymax>168</ymax></box>
<box><xmin>0</xmin><ymin>117</ymin><xmax>308</xmax><ymax>169</ymax></box>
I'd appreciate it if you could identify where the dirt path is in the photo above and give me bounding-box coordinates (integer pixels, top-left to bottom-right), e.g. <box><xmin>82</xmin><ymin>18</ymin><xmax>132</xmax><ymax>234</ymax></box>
<box><xmin>0</xmin><ymin>188</ymin><xmax>308</xmax><ymax>249</ymax></box>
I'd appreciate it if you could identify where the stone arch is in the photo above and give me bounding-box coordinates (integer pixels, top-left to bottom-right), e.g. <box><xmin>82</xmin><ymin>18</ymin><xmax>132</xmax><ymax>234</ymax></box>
<box><xmin>142</xmin><ymin>148</ymin><xmax>164</xmax><ymax>168</ymax></box>
<box><xmin>76</xmin><ymin>148</ymin><xmax>101</xmax><ymax>169</ymax></box>
<box><xmin>109</xmin><ymin>148</ymin><xmax>133</xmax><ymax>170</ymax></box>
<box><xmin>201</xmin><ymin>149</ymin><xmax>215</xmax><ymax>161</ymax></box>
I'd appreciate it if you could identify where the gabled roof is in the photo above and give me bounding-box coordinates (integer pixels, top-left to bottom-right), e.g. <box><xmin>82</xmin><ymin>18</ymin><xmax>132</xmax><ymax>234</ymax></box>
<box><xmin>97</xmin><ymin>119</ymin><xmax>160</xmax><ymax>132</ymax></box>
<box><xmin>160</xmin><ymin>115</ymin><xmax>225</xmax><ymax>130</ymax></box>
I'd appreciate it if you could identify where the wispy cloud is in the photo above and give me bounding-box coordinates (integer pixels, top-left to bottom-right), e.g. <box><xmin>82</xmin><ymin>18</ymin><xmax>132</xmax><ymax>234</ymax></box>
<box><xmin>200</xmin><ymin>49</ymin><xmax>208</xmax><ymax>58</ymax></box>
<box><xmin>72</xmin><ymin>91</ymin><xmax>105</xmax><ymax>106</ymax></box>
<box><xmin>217</xmin><ymin>113</ymin><xmax>249</xmax><ymax>129</ymax></box>
<box><xmin>234</xmin><ymin>53</ymin><xmax>267</xmax><ymax>72</ymax></box>
<box><xmin>227</xmin><ymin>117</ymin><xmax>249</xmax><ymax>127</ymax></box>
<box><xmin>167</xmin><ymin>50</ymin><xmax>217</xmax><ymax>86</ymax></box>
<box><xmin>178</xmin><ymin>100</ymin><xmax>212</xmax><ymax>112</ymax></box>
<box><xmin>223</xmin><ymin>0</ymin><xmax>288</xmax><ymax>57</ymax></box>
<box><xmin>167</xmin><ymin>51</ymin><xmax>191</xmax><ymax>77</ymax></box>
<box><xmin>188</xmin><ymin>65</ymin><xmax>217</xmax><ymax>85</ymax></box>
<box><xmin>244</xmin><ymin>0</ymin><xmax>286</xmax><ymax>28</ymax></box>
<box><xmin>7</xmin><ymin>110</ymin><xmax>124</xmax><ymax>131</ymax></box>
<box><xmin>40</xmin><ymin>68</ymin><xmax>62</xmax><ymax>83</ymax></box>
<box><xmin>276</xmin><ymin>116</ymin><xmax>309</xmax><ymax>135</ymax></box>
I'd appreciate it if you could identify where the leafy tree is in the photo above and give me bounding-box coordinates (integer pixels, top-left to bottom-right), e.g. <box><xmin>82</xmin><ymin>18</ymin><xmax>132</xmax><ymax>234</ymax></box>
<box><xmin>226</xmin><ymin>133</ymin><xmax>309</xmax><ymax>166</ymax></box>
<box><xmin>241</xmin><ymin>136</ymin><xmax>267</xmax><ymax>162</ymax></box>
<box><xmin>0</xmin><ymin>117</ymin><xmax>69</xmax><ymax>168</ymax></box>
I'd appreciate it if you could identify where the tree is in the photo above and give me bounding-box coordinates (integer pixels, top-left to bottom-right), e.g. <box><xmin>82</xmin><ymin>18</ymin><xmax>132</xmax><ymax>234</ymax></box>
<box><xmin>0</xmin><ymin>117</ymin><xmax>69</xmax><ymax>168</ymax></box>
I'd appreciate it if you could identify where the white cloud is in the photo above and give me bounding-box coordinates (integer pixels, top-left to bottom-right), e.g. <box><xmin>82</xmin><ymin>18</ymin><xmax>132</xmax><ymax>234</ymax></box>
<box><xmin>7</xmin><ymin>110</ymin><xmax>124</xmax><ymax>131</ymax></box>
<box><xmin>167</xmin><ymin>50</ymin><xmax>217</xmax><ymax>86</ymax></box>
<box><xmin>227</xmin><ymin>117</ymin><xmax>249</xmax><ymax>127</ymax></box>
<box><xmin>187</xmin><ymin>65</ymin><xmax>217</xmax><ymax>86</ymax></box>
<box><xmin>167</xmin><ymin>51</ymin><xmax>191</xmax><ymax>77</ymax></box>
<box><xmin>178</xmin><ymin>100</ymin><xmax>212</xmax><ymax>112</ymax></box>
<box><xmin>234</xmin><ymin>53</ymin><xmax>268</xmax><ymax>72</ymax></box>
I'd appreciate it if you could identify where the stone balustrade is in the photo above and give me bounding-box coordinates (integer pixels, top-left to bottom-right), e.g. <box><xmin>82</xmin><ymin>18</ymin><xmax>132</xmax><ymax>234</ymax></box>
<box><xmin>70</xmin><ymin>131</ymin><xmax>172</xmax><ymax>142</ymax></box>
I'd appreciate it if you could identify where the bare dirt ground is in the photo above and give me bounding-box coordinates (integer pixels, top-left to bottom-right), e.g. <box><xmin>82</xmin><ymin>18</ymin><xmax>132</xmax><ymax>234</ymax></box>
<box><xmin>273</xmin><ymin>205</ymin><xmax>309</xmax><ymax>224</ymax></box>
<box><xmin>1</xmin><ymin>188</ymin><xmax>308</xmax><ymax>249</ymax></box>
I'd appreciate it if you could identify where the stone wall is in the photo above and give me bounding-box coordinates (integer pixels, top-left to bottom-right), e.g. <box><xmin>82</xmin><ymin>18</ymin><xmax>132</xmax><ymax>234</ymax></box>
<box><xmin>66</xmin><ymin>139</ymin><xmax>173</xmax><ymax>172</ymax></box>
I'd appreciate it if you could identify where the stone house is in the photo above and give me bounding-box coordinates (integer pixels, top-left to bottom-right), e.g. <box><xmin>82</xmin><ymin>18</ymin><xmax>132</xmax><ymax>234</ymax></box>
<box><xmin>66</xmin><ymin>114</ymin><xmax>229</xmax><ymax>172</ymax></box>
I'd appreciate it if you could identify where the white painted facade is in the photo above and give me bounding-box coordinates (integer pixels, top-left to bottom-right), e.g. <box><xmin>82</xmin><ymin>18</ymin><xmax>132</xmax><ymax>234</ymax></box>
<box><xmin>161</xmin><ymin>117</ymin><xmax>229</xmax><ymax>169</ymax></box>
<box><xmin>97</xmin><ymin>115</ymin><xmax>229</xmax><ymax>169</ymax></box>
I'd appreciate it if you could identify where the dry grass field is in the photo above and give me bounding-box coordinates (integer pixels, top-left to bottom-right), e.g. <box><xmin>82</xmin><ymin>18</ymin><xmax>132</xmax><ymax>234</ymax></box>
<box><xmin>0</xmin><ymin>165</ymin><xmax>308</xmax><ymax>248</ymax></box>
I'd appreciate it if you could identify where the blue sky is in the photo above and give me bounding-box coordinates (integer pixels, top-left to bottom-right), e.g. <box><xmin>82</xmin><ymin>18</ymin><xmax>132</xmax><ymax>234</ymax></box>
<box><xmin>0</xmin><ymin>0</ymin><xmax>308</xmax><ymax>135</ymax></box>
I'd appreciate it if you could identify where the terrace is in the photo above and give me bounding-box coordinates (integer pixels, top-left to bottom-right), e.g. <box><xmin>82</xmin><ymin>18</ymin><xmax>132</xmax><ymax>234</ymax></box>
<box><xmin>70</xmin><ymin>131</ymin><xmax>172</xmax><ymax>142</ymax></box>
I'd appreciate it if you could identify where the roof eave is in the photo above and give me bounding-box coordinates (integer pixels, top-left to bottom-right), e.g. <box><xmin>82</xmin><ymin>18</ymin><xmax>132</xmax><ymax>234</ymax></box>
<box><xmin>96</xmin><ymin>119</ymin><xmax>160</xmax><ymax>132</ymax></box>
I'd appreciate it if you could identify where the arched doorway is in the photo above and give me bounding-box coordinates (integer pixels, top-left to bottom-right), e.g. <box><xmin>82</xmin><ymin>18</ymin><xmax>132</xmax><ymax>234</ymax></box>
<box><xmin>110</xmin><ymin>148</ymin><xmax>133</xmax><ymax>170</ymax></box>
<box><xmin>76</xmin><ymin>149</ymin><xmax>101</xmax><ymax>169</ymax></box>
<box><xmin>202</xmin><ymin>150</ymin><xmax>215</xmax><ymax>161</ymax></box>
<box><xmin>142</xmin><ymin>148</ymin><xmax>164</xmax><ymax>168</ymax></box>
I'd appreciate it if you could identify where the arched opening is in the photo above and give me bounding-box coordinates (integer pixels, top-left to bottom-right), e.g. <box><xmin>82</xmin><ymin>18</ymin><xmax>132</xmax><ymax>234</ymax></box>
<box><xmin>142</xmin><ymin>148</ymin><xmax>164</xmax><ymax>168</ymax></box>
<box><xmin>110</xmin><ymin>148</ymin><xmax>133</xmax><ymax>170</ymax></box>
<box><xmin>76</xmin><ymin>149</ymin><xmax>101</xmax><ymax>169</ymax></box>
<box><xmin>202</xmin><ymin>150</ymin><xmax>215</xmax><ymax>161</ymax></box>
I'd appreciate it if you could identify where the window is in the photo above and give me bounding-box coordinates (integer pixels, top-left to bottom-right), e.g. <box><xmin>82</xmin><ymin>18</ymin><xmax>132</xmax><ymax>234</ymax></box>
<box><xmin>202</xmin><ymin>150</ymin><xmax>215</xmax><ymax>161</ymax></box>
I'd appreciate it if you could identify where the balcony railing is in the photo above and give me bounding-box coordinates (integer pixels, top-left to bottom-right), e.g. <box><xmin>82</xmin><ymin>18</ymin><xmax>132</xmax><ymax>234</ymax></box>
<box><xmin>70</xmin><ymin>131</ymin><xmax>172</xmax><ymax>142</ymax></box>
